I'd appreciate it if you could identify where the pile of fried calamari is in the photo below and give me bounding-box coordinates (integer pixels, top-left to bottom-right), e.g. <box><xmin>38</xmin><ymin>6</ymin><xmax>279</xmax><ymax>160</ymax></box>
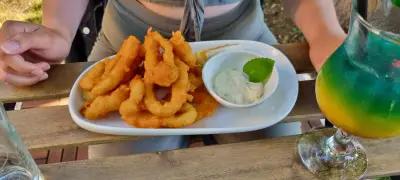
<box><xmin>79</xmin><ymin>31</ymin><xmax>219</xmax><ymax>128</ymax></box>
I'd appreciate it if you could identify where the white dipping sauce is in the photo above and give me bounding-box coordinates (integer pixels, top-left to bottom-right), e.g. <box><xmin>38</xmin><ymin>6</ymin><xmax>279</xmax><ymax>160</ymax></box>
<box><xmin>214</xmin><ymin>69</ymin><xmax>264</xmax><ymax>104</ymax></box>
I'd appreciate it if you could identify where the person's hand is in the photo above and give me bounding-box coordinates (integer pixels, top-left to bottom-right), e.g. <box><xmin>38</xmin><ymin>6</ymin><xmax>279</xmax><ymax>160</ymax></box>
<box><xmin>0</xmin><ymin>20</ymin><xmax>72</xmax><ymax>86</ymax></box>
<box><xmin>308</xmin><ymin>32</ymin><xmax>346</xmax><ymax>71</ymax></box>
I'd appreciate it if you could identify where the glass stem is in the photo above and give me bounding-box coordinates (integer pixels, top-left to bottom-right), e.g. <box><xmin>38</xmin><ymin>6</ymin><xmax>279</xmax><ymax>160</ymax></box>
<box><xmin>320</xmin><ymin>129</ymin><xmax>357</xmax><ymax>168</ymax></box>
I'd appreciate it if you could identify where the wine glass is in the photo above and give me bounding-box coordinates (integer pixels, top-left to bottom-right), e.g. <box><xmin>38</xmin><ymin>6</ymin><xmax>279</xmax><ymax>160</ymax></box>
<box><xmin>0</xmin><ymin>103</ymin><xmax>42</xmax><ymax>179</ymax></box>
<box><xmin>298</xmin><ymin>0</ymin><xmax>400</xmax><ymax>179</ymax></box>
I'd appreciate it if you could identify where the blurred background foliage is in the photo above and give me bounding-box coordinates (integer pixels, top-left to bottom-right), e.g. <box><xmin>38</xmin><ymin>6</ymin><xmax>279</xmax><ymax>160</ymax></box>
<box><xmin>0</xmin><ymin>0</ymin><xmax>42</xmax><ymax>25</ymax></box>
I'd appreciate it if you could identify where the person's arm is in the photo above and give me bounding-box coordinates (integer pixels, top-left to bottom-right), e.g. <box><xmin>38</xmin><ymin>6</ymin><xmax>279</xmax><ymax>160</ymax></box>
<box><xmin>282</xmin><ymin>0</ymin><xmax>346</xmax><ymax>70</ymax></box>
<box><xmin>42</xmin><ymin>0</ymin><xmax>89</xmax><ymax>45</ymax></box>
<box><xmin>0</xmin><ymin>0</ymin><xmax>89</xmax><ymax>86</ymax></box>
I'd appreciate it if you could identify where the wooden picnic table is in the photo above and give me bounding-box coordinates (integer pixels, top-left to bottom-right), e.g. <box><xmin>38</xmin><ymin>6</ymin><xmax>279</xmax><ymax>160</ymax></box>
<box><xmin>1</xmin><ymin>43</ymin><xmax>399</xmax><ymax>180</ymax></box>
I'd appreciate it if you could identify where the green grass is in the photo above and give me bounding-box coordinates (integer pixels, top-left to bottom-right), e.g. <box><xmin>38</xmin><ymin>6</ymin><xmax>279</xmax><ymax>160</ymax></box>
<box><xmin>0</xmin><ymin>0</ymin><xmax>42</xmax><ymax>25</ymax></box>
<box><xmin>375</xmin><ymin>177</ymin><xmax>392</xmax><ymax>180</ymax></box>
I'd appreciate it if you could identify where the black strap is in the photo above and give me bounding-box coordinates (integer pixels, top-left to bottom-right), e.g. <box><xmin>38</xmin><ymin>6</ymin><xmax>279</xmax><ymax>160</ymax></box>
<box><xmin>357</xmin><ymin>0</ymin><xmax>368</xmax><ymax>19</ymax></box>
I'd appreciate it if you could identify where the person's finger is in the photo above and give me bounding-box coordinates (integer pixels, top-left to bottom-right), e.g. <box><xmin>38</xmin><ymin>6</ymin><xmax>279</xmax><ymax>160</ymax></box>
<box><xmin>0</xmin><ymin>61</ymin><xmax>6</xmax><ymax>81</ymax></box>
<box><xmin>0</xmin><ymin>40</ymin><xmax>20</xmax><ymax>55</ymax></box>
<box><xmin>36</xmin><ymin>62</ymin><xmax>51</xmax><ymax>71</ymax></box>
<box><xmin>5</xmin><ymin>66</ymin><xmax>43</xmax><ymax>77</ymax></box>
<box><xmin>21</xmin><ymin>53</ymin><xmax>52</xmax><ymax>71</ymax></box>
<box><xmin>2</xmin><ymin>70</ymin><xmax>48</xmax><ymax>87</ymax></box>
<box><xmin>0</xmin><ymin>21</ymin><xmax>40</xmax><ymax>41</ymax></box>
<box><xmin>21</xmin><ymin>52</ymin><xmax>51</xmax><ymax>70</ymax></box>
<box><xmin>1</xmin><ymin>54</ymin><xmax>45</xmax><ymax>74</ymax></box>
<box><xmin>1</xmin><ymin>29</ymin><xmax>50</xmax><ymax>55</ymax></box>
<box><xmin>30</xmin><ymin>68</ymin><xmax>45</xmax><ymax>77</ymax></box>
<box><xmin>0</xmin><ymin>71</ymin><xmax>6</xmax><ymax>82</ymax></box>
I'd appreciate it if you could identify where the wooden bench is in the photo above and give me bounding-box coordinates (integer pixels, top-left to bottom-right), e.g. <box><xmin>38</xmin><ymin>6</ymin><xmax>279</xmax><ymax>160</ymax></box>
<box><xmin>1</xmin><ymin>43</ymin><xmax>398</xmax><ymax>179</ymax></box>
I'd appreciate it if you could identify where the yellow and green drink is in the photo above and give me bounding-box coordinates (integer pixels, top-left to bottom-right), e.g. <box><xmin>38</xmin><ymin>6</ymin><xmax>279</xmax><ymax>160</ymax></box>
<box><xmin>298</xmin><ymin>0</ymin><xmax>400</xmax><ymax>179</ymax></box>
<box><xmin>317</xmin><ymin>22</ymin><xmax>400</xmax><ymax>138</ymax></box>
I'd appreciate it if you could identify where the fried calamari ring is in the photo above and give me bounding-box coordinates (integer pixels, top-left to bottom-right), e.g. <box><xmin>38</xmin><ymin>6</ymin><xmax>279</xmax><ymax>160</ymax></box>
<box><xmin>161</xmin><ymin>103</ymin><xmax>197</xmax><ymax>128</ymax></box>
<box><xmin>101</xmin><ymin>58</ymin><xmax>117</xmax><ymax>80</ymax></box>
<box><xmin>120</xmin><ymin>76</ymin><xmax>145</xmax><ymax>118</ymax></box>
<box><xmin>119</xmin><ymin>76</ymin><xmax>163</xmax><ymax>128</ymax></box>
<box><xmin>188</xmin><ymin>67</ymin><xmax>203</xmax><ymax>92</ymax></box>
<box><xmin>195</xmin><ymin>50</ymin><xmax>208</xmax><ymax>66</ymax></box>
<box><xmin>125</xmin><ymin>104</ymin><xmax>197</xmax><ymax>129</ymax></box>
<box><xmin>124</xmin><ymin>112</ymin><xmax>163</xmax><ymax>128</ymax></box>
<box><xmin>188</xmin><ymin>73</ymin><xmax>202</xmax><ymax>92</ymax></box>
<box><xmin>170</xmin><ymin>31</ymin><xmax>201</xmax><ymax>92</ymax></box>
<box><xmin>79</xmin><ymin>60</ymin><xmax>105</xmax><ymax>91</ymax></box>
<box><xmin>82</xmin><ymin>84</ymin><xmax>130</xmax><ymax>120</ymax></box>
<box><xmin>191</xmin><ymin>86</ymin><xmax>219</xmax><ymax>120</ymax></box>
<box><xmin>144</xmin><ymin>31</ymin><xmax>178</xmax><ymax>87</ymax></box>
<box><xmin>120</xmin><ymin>84</ymin><xmax>196</xmax><ymax>128</ymax></box>
<box><xmin>82</xmin><ymin>89</ymin><xmax>96</xmax><ymax>102</ymax></box>
<box><xmin>170</xmin><ymin>31</ymin><xmax>197</xmax><ymax>67</ymax></box>
<box><xmin>144</xmin><ymin>59</ymin><xmax>190</xmax><ymax>117</ymax></box>
<box><xmin>149</xmin><ymin>61</ymin><xmax>179</xmax><ymax>86</ymax></box>
<box><xmin>91</xmin><ymin>36</ymin><xmax>141</xmax><ymax>96</ymax></box>
<box><xmin>80</xmin><ymin>58</ymin><xmax>122</xmax><ymax>102</ymax></box>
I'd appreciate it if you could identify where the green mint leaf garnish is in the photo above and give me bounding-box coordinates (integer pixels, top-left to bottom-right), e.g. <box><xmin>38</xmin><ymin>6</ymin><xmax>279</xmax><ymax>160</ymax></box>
<box><xmin>243</xmin><ymin>57</ymin><xmax>275</xmax><ymax>83</ymax></box>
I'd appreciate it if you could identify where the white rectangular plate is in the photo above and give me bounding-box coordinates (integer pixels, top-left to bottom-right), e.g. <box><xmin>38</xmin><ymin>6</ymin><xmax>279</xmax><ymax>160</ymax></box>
<box><xmin>68</xmin><ymin>40</ymin><xmax>299</xmax><ymax>135</ymax></box>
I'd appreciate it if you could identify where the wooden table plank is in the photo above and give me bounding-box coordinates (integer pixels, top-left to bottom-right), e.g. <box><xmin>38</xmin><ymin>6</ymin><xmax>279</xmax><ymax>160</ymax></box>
<box><xmin>7</xmin><ymin>105</ymin><xmax>140</xmax><ymax>151</ymax></box>
<box><xmin>39</xmin><ymin>129</ymin><xmax>400</xmax><ymax>180</ymax></box>
<box><xmin>7</xmin><ymin>81</ymin><xmax>319</xmax><ymax>151</ymax></box>
<box><xmin>0</xmin><ymin>43</ymin><xmax>312</xmax><ymax>103</ymax></box>
<box><xmin>0</xmin><ymin>62</ymin><xmax>92</xmax><ymax>103</ymax></box>
<box><xmin>47</xmin><ymin>149</ymin><xmax>63</xmax><ymax>164</ymax></box>
<box><xmin>76</xmin><ymin>146</ymin><xmax>89</xmax><ymax>160</ymax></box>
<box><xmin>274</xmin><ymin>42</ymin><xmax>313</xmax><ymax>73</ymax></box>
<box><xmin>30</xmin><ymin>150</ymin><xmax>49</xmax><ymax>165</ymax></box>
<box><xmin>286</xmin><ymin>80</ymin><xmax>321</xmax><ymax>122</ymax></box>
<box><xmin>61</xmin><ymin>147</ymin><xmax>78</xmax><ymax>162</ymax></box>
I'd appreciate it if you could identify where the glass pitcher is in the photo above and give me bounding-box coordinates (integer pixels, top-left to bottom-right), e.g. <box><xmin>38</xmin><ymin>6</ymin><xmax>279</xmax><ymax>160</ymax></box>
<box><xmin>298</xmin><ymin>0</ymin><xmax>400</xmax><ymax>179</ymax></box>
<box><xmin>0</xmin><ymin>103</ymin><xmax>42</xmax><ymax>180</ymax></box>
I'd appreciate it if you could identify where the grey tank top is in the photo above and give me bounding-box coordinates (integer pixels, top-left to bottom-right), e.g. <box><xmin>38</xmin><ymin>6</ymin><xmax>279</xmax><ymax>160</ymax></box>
<box><xmin>139</xmin><ymin>0</ymin><xmax>241</xmax><ymax>6</ymax></box>
<box><xmin>136</xmin><ymin>0</ymin><xmax>242</xmax><ymax>41</ymax></box>
<box><xmin>137</xmin><ymin>0</ymin><xmax>243</xmax><ymax>41</ymax></box>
